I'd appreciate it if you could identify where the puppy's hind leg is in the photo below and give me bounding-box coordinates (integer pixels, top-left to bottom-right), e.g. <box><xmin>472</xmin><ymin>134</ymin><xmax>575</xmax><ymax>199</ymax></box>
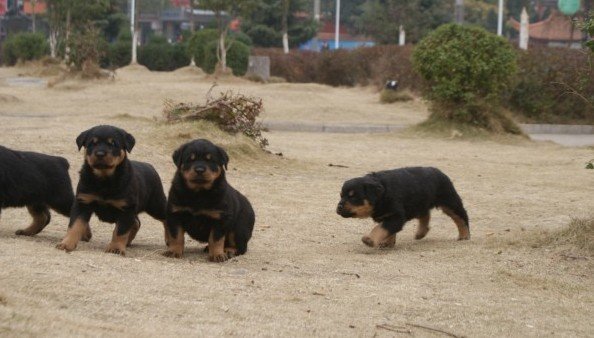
<box><xmin>441</xmin><ymin>202</ymin><xmax>470</xmax><ymax>240</ymax></box>
<box><xmin>16</xmin><ymin>205</ymin><xmax>51</xmax><ymax>236</ymax></box>
<box><xmin>414</xmin><ymin>213</ymin><xmax>431</xmax><ymax>240</ymax></box>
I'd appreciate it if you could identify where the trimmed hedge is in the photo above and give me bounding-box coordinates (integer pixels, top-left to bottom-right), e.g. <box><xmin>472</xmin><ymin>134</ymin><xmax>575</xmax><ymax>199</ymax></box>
<box><xmin>138</xmin><ymin>36</ymin><xmax>189</xmax><ymax>71</ymax></box>
<box><xmin>252</xmin><ymin>45</ymin><xmax>421</xmax><ymax>90</ymax></box>
<box><xmin>203</xmin><ymin>40</ymin><xmax>250</xmax><ymax>76</ymax></box>
<box><xmin>509</xmin><ymin>46</ymin><xmax>594</xmax><ymax>123</ymax></box>
<box><xmin>2</xmin><ymin>32</ymin><xmax>49</xmax><ymax>66</ymax></box>
<box><xmin>254</xmin><ymin>45</ymin><xmax>594</xmax><ymax>124</ymax></box>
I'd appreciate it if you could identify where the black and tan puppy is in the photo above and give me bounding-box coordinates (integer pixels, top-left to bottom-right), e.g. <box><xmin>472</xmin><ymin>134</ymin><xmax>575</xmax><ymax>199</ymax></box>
<box><xmin>56</xmin><ymin>125</ymin><xmax>167</xmax><ymax>255</ymax></box>
<box><xmin>337</xmin><ymin>167</ymin><xmax>469</xmax><ymax>248</ymax></box>
<box><xmin>164</xmin><ymin>139</ymin><xmax>254</xmax><ymax>262</ymax></box>
<box><xmin>0</xmin><ymin>145</ymin><xmax>74</xmax><ymax>236</ymax></box>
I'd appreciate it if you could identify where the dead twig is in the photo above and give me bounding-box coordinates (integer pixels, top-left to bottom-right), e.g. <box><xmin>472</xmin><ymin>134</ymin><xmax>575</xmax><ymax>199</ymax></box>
<box><xmin>376</xmin><ymin>324</ymin><xmax>412</xmax><ymax>334</ymax></box>
<box><xmin>328</xmin><ymin>163</ymin><xmax>349</xmax><ymax>168</ymax></box>
<box><xmin>406</xmin><ymin>322</ymin><xmax>465</xmax><ymax>338</ymax></box>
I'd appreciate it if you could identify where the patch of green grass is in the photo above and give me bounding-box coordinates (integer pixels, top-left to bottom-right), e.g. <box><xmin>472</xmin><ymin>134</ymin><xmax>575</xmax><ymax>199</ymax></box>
<box><xmin>379</xmin><ymin>88</ymin><xmax>414</xmax><ymax>103</ymax></box>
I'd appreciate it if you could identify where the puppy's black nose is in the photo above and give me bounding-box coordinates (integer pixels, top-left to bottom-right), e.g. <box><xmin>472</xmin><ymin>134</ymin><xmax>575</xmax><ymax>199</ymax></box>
<box><xmin>336</xmin><ymin>204</ymin><xmax>343</xmax><ymax>214</ymax></box>
<box><xmin>194</xmin><ymin>166</ymin><xmax>206</xmax><ymax>174</ymax></box>
<box><xmin>95</xmin><ymin>150</ymin><xmax>106</xmax><ymax>158</ymax></box>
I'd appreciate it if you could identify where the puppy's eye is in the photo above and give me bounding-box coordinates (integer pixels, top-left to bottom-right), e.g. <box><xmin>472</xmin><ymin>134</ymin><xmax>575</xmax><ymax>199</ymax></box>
<box><xmin>205</xmin><ymin>154</ymin><xmax>212</xmax><ymax>160</ymax></box>
<box><xmin>108</xmin><ymin>139</ymin><xmax>116</xmax><ymax>146</ymax></box>
<box><xmin>348</xmin><ymin>190</ymin><xmax>355</xmax><ymax>197</ymax></box>
<box><xmin>190</xmin><ymin>153</ymin><xmax>196</xmax><ymax>161</ymax></box>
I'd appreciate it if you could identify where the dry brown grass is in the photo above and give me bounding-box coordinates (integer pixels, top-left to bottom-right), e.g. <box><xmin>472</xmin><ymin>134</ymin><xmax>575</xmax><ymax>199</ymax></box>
<box><xmin>0</xmin><ymin>65</ymin><xmax>593</xmax><ymax>337</ymax></box>
<box><xmin>532</xmin><ymin>217</ymin><xmax>594</xmax><ymax>256</ymax></box>
<box><xmin>379</xmin><ymin>88</ymin><xmax>415</xmax><ymax>103</ymax></box>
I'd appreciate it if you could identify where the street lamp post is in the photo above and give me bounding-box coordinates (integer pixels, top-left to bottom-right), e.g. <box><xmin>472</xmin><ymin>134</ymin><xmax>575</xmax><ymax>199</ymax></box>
<box><xmin>334</xmin><ymin>0</ymin><xmax>340</xmax><ymax>49</ymax></box>
<box><xmin>497</xmin><ymin>0</ymin><xmax>504</xmax><ymax>36</ymax></box>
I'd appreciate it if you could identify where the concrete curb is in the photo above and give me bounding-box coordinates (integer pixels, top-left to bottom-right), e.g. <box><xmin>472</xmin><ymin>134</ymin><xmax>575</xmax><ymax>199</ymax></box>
<box><xmin>262</xmin><ymin>121</ymin><xmax>594</xmax><ymax>135</ymax></box>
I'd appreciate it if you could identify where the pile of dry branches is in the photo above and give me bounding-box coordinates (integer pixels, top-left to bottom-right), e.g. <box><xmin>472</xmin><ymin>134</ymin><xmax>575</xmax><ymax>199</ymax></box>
<box><xmin>163</xmin><ymin>90</ymin><xmax>268</xmax><ymax>149</ymax></box>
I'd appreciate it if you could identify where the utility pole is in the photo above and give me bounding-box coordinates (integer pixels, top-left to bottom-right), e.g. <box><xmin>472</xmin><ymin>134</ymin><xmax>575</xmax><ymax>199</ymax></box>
<box><xmin>334</xmin><ymin>0</ymin><xmax>340</xmax><ymax>49</ymax></box>
<box><xmin>130</xmin><ymin>0</ymin><xmax>137</xmax><ymax>64</ymax></box>
<box><xmin>455</xmin><ymin>0</ymin><xmax>464</xmax><ymax>24</ymax></box>
<box><xmin>312</xmin><ymin>0</ymin><xmax>320</xmax><ymax>51</ymax></box>
<box><xmin>497</xmin><ymin>0</ymin><xmax>503</xmax><ymax>36</ymax></box>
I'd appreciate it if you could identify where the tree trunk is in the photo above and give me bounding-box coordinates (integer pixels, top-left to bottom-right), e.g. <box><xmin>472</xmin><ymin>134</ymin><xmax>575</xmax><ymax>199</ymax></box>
<box><xmin>282</xmin><ymin>0</ymin><xmax>289</xmax><ymax>54</ymax></box>
<box><xmin>31</xmin><ymin>0</ymin><xmax>36</xmax><ymax>33</ymax></box>
<box><xmin>219</xmin><ymin>28</ymin><xmax>227</xmax><ymax>71</ymax></box>
<box><xmin>64</xmin><ymin>8</ymin><xmax>71</xmax><ymax>65</ymax></box>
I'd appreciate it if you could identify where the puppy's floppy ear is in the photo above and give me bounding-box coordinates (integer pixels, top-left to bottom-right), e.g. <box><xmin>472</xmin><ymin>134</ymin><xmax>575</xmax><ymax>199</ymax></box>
<box><xmin>172</xmin><ymin>144</ymin><xmax>186</xmax><ymax>168</ymax></box>
<box><xmin>216</xmin><ymin>145</ymin><xmax>229</xmax><ymax>170</ymax></box>
<box><xmin>364</xmin><ymin>177</ymin><xmax>385</xmax><ymax>205</ymax></box>
<box><xmin>76</xmin><ymin>129</ymin><xmax>90</xmax><ymax>151</ymax></box>
<box><xmin>123</xmin><ymin>132</ymin><xmax>135</xmax><ymax>153</ymax></box>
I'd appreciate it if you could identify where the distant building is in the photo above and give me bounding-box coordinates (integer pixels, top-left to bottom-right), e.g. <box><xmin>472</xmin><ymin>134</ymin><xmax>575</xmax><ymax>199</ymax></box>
<box><xmin>509</xmin><ymin>10</ymin><xmax>586</xmax><ymax>48</ymax></box>
<box><xmin>138</xmin><ymin>5</ymin><xmax>219</xmax><ymax>44</ymax></box>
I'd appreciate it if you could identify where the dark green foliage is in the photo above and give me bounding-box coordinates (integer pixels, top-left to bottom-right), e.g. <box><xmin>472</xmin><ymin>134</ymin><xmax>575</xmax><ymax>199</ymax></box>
<box><xmin>412</xmin><ymin>24</ymin><xmax>519</xmax><ymax>132</ymax></box>
<box><xmin>187</xmin><ymin>29</ymin><xmax>220</xmax><ymax>67</ymax></box>
<box><xmin>242</xmin><ymin>0</ymin><xmax>317</xmax><ymax>48</ymax></box>
<box><xmin>2</xmin><ymin>33</ymin><xmax>49</xmax><ymax>65</ymax></box>
<box><xmin>68</xmin><ymin>26</ymin><xmax>109</xmax><ymax>70</ymax></box>
<box><xmin>138</xmin><ymin>37</ymin><xmax>189</xmax><ymax>71</ymax></box>
<box><xmin>202</xmin><ymin>40</ymin><xmax>250</xmax><ymax>76</ymax></box>
<box><xmin>355</xmin><ymin>0</ymin><xmax>453</xmax><ymax>44</ymax></box>
<box><xmin>107</xmin><ymin>30</ymin><xmax>131</xmax><ymax>68</ymax></box>
<box><xmin>246</xmin><ymin>25</ymin><xmax>278</xmax><ymax>47</ymax></box>
<box><xmin>508</xmin><ymin>46</ymin><xmax>594</xmax><ymax>123</ymax></box>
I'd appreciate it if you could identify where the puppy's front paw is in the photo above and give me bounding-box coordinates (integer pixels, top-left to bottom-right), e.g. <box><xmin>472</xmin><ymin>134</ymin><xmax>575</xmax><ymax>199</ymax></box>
<box><xmin>105</xmin><ymin>243</ymin><xmax>126</xmax><ymax>256</ymax></box>
<box><xmin>56</xmin><ymin>240</ymin><xmax>77</xmax><ymax>252</ymax></box>
<box><xmin>361</xmin><ymin>235</ymin><xmax>376</xmax><ymax>248</ymax></box>
<box><xmin>163</xmin><ymin>249</ymin><xmax>183</xmax><ymax>258</ymax></box>
<box><xmin>208</xmin><ymin>253</ymin><xmax>228</xmax><ymax>263</ymax></box>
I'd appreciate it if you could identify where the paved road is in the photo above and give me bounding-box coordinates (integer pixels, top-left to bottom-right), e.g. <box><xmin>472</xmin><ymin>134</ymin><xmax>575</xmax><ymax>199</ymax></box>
<box><xmin>529</xmin><ymin>134</ymin><xmax>594</xmax><ymax>147</ymax></box>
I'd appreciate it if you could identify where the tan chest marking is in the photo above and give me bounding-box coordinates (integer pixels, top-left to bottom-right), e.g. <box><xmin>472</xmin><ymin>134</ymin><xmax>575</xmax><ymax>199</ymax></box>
<box><xmin>170</xmin><ymin>205</ymin><xmax>222</xmax><ymax>219</ymax></box>
<box><xmin>77</xmin><ymin>193</ymin><xmax>128</xmax><ymax>210</ymax></box>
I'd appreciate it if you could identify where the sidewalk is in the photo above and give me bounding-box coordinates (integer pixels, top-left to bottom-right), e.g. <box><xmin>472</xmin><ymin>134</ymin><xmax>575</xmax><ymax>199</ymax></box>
<box><xmin>262</xmin><ymin>121</ymin><xmax>594</xmax><ymax>146</ymax></box>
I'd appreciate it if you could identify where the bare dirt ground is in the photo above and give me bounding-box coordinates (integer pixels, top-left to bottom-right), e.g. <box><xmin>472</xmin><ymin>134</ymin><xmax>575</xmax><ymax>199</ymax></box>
<box><xmin>0</xmin><ymin>65</ymin><xmax>592</xmax><ymax>337</ymax></box>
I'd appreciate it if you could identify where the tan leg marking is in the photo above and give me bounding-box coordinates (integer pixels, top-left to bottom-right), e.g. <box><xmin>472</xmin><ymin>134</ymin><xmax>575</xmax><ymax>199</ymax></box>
<box><xmin>105</xmin><ymin>224</ymin><xmax>130</xmax><ymax>256</ymax></box>
<box><xmin>361</xmin><ymin>225</ymin><xmax>391</xmax><ymax>248</ymax></box>
<box><xmin>126</xmin><ymin>218</ymin><xmax>141</xmax><ymax>246</ymax></box>
<box><xmin>15</xmin><ymin>206</ymin><xmax>49</xmax><ymax>236</ymax></box>
<box><xmin>56</xmin><ymin>218</ymin><xmax>89</xmax><ymax>252</ymax></box>
<box><xmin>415</xmin><ymin>214</ymin><xmax>431</xmax><ymax>240</ymax></box>
<box><xmin>163</xmin><ymin>227</ymin><xmax>185</xmax><ymax>258</ymax></box>
<box><xmin>208</xmin><ymin>229</ymin><xmax>227</xmax><ymax>262</ymax></box>
<box><xmin>378</xmin><ymin>234</ymin><xmax>396</xmax><ymax>248</ymax></box>
<box><xmin>442</xmin><ymin>207</ymin><xmax>470</xmax><ymax>240</ymax></box>
<box><xmin>224</xmin><ymin>231</ymin><xmax>237</xmax><ymax>257</ymax></box>
<box><xmin>80</xmin><ymin>224</ymin><xmax>93</xmax><ymax>242</ymax></box>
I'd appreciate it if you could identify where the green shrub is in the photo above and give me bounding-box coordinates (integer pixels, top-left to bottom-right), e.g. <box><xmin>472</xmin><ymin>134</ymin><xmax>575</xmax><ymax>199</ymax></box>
<box><xmin>2</xmin><ymin>32</ymin><xmax>49</xmax><ymax>66</ymax></box>
<box><xmin>68</xmin><ymin>26</ymin><xmax>109</xmax><ymax>70</ymax></box>
<box><xmin>412</xmin><ymin>24</ymin><xmax>519</xmax><ymax>132</ymax></box>
<box><xmin>138</xmin><ymin>38</ymin><xmax>189</xmax><ymax>71</ymax></box>
<box><xmin>247</xmin><ymin>25</ymin><xmax>279</xmax><ymax>47</ymax></box>
<box><xmin>203</xmin><ymin>40</ymin><xmax>250</xmax><ymax>76</ymax></box>
<box><xmin>187</xmin><ymin>29</ymin><xmax>219</xmax><ymax>67</ymax></box>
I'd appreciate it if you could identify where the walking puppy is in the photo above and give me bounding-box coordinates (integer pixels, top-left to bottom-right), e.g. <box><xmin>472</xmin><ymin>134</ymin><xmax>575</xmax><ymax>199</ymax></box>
<box><xmin>336</xmin><ymin>167</ymin><xmax>469</xmax><ymax>248</ymax></box>
<box><xmin>0</xmin><ymin>145</ymin><xmax>74</xmax><ymax>236</ymax></box>
<box><xmin>56</xmin><ymin>125</ymin><xmax>167</xmax><ymax>255</ymax></box>
<box><xmin>164</xmin><ymin>139</ymin><xmax>254</xmax><ymax>262</ymax></box>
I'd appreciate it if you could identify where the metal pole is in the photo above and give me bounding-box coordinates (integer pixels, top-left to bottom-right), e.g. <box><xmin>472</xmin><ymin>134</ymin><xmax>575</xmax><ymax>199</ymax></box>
<box><xmin>312</xmin><ymin>0</ymin><xmax>320</xmax><ymax>51</ymax></box>
<box><xmin>131</xmin><ymin>0</ymin><xmax>137</xmax><ymax>64</ymax></box>
<box><xmin>334</xmin><ymin>0</ymin><xmax>340</xmax><ymax>49</ymax></box>
<box><xmin>497</xmin><ymin>0</ymin><xmax>503</xmax><ymax>36</ymax></box>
